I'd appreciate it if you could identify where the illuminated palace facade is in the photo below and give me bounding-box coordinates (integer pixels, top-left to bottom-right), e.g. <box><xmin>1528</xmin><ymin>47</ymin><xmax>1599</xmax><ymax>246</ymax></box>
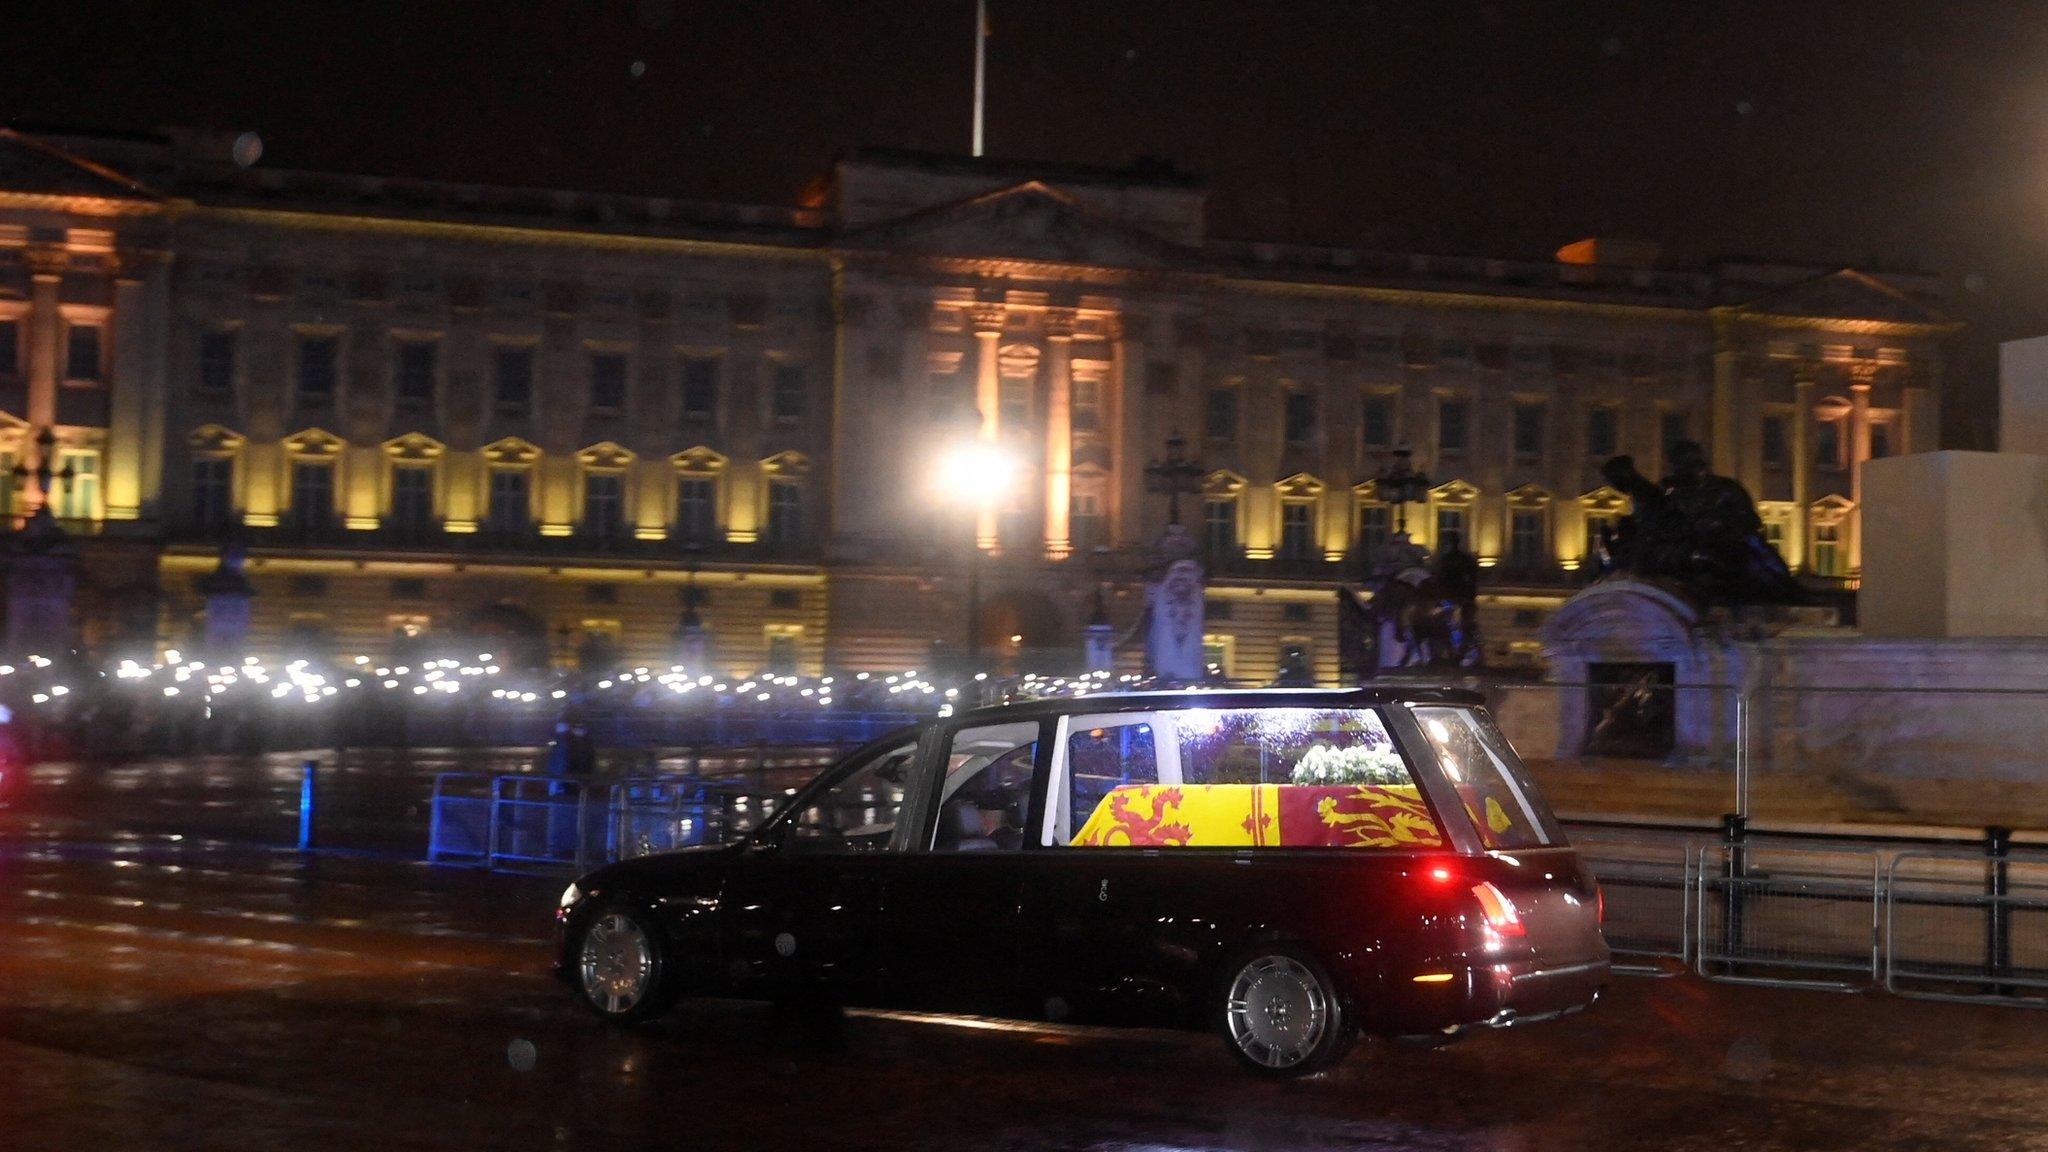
<box><xmin>0</xmin><ymin>128</ymin><xmax>1954</xmax><ymax>678</ymax></box>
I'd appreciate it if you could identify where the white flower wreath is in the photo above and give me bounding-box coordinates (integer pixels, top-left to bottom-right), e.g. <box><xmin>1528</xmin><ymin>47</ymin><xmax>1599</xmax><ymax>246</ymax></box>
<box><xmin>1288</xmin><ymin>742</ymin><xmax>1408</xmax><ymax>786</ymax></box>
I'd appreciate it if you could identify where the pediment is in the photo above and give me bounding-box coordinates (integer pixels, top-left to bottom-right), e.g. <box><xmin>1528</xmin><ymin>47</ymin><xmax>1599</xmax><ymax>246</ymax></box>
<box><xmin>839</xmin><ymin>181</ymin><xmax>1194</xmax><ymax>270</ymax></box>
<box><xmin>1733</xmin><ymin>269</ymin><xmax>1947</xmax><ymax>327</ymax></box>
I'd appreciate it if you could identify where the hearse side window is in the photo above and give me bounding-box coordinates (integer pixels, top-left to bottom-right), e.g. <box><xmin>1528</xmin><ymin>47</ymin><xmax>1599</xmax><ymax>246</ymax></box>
<box><xmin>785</xmin><ymin>740</ymin><xmax>917</xmax><ymax>853</ymax></box>
<box><xmin>931</xmin><ymin>722</ymin><xmax>1038</xmax><ymax>852</ymax></box>
<box><xmin>1044</xmin><ymin>707</ymin><xmax>1444</xmax><ymax>850</ymax></box>
<box><xmin>1411</xmin><ymin>706</ymin><xmax>1558</xmax><ymax>850</ymax></box>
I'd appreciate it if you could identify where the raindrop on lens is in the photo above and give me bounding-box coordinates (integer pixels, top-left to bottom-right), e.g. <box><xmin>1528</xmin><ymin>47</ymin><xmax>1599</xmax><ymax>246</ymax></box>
<box><xmin>507</xmin><ymin>1037</ymin><xmax>537</xmax><ymax>1072</ymax></box>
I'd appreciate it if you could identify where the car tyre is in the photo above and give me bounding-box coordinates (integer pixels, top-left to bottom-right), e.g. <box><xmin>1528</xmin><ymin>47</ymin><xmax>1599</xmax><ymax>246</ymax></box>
<box><xmin>1219</xmin><ymin>945</ymin><xmax>1353</xmax><ymax>1077</ymax></box>
<box><xmin>574</xmin><ymin>904</ymin><xmax>676</xmax><ymax>1024</ymax></box>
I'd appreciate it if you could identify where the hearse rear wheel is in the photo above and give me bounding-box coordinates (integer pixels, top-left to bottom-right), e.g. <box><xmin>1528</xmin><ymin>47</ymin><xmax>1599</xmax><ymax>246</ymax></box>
<box><xmin>1220</xmin><ymin>947</ymin><xmax>1352</xmax><ymax>1077</ymax></box>
<box><xmin>576</xmin><ymin>905</ymin><xmax>676</xmax><ymax>1024</ymax></box>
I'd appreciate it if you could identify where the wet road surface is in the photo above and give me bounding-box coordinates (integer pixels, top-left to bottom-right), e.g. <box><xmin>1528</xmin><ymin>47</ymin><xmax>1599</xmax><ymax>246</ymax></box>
<box><xmin>3</xmin><ymin>817</ymin><xmax>2048</xmax><ymax>1152</ymax></box>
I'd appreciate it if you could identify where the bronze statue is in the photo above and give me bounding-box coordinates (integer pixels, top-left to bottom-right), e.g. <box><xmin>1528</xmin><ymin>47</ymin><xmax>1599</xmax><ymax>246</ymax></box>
<box><xmin>1596</xmin><ymin>440</ymin><xmax>1799</xmax><ymax>606</ymax></box>
<box><xmin>1341</xmin><ymin>532</ymin><xmax>1482</xmax><ymax>675</ymax></box>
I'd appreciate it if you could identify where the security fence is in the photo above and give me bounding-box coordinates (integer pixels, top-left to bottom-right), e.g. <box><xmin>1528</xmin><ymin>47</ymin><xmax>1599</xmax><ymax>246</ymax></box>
<box><xmin>1572</xmin><ymin>817</ymin><xmax>2048</xmax><ymax>1008</ymax></box>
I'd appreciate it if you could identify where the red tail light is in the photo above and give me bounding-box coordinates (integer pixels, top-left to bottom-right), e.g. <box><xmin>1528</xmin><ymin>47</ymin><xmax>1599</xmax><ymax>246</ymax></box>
<box><xmin>1596</xmin><ymin>884</ymin><xmax>1605</xmax><ymax>924</ymax></box>
<box><xmin>1470</xmin><ymin>881</ymin><xmax>1525</xmax><ymax>937</ymax></box>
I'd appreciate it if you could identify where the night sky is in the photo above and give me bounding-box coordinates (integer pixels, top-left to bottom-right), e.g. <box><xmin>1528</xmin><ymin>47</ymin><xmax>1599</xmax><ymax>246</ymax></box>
<box><xmin>11</xmin><ymin>0</ymin><xmax>2047</xmax><ymax>448</ymax></box>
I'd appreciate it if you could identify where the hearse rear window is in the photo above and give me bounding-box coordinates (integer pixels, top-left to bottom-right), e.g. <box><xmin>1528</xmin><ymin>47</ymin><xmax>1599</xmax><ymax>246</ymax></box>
<box><xmin>1411</xmin><ymin>706</ymin><xmax>1559</xmax><ymax>850</ymax></box>
<box><xmin>1048</xmin><ymin>707</ymin><xmax>1443</xmax><ymax>850</ymax></box>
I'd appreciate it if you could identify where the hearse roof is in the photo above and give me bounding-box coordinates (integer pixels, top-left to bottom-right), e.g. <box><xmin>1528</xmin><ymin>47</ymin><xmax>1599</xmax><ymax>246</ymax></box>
<box><xmin>949</xmin><ymin>684</ymin><xmax>1487</xmax><ymax>726</ymax></box>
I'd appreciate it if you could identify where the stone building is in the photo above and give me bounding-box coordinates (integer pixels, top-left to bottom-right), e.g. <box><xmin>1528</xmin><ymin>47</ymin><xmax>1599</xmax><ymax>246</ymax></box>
<box><xmin>0</xmin><ymin>127</ymin><xmax>1957</xmax><ymax>678</ymax></box>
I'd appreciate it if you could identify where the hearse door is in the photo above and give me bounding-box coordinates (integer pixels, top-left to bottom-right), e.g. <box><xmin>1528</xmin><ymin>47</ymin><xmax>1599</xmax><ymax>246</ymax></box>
<box><xmin>870</xmin><ymin>720</ymin><xmax>1045</xmax><ymax>1015</ymax></box>
<box><xmin>1020</xmin><ymin>711</ymin><xmax>1186</xmax><ymax>1025</ymax></box>
<box><xmin>723</xmin><ymin>735</ymin><xmax>922</xmax><ymax>1002</ymax></box>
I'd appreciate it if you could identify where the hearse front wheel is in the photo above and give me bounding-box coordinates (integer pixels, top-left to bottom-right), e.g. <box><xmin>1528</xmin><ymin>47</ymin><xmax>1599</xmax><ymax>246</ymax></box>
<box><xmin>576</xmin><ymin>905</ymin><xmax>675</xmax><ymax>1023</ymax></box>
<box><xmin>1220</xmin><ymin>947</ymin><xmax>1352</xmax><ymax>1076</ymax></box>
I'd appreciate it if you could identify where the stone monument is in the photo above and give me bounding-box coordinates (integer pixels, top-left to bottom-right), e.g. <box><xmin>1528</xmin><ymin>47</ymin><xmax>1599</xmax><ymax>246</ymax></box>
<box><xmin>195</xmin><ymin>536</ymin><xmax>256</xmax><ymax>654</ymax></box>
<box><xmin>1082</xmin><ymin>585</ymin><xmax>1116</xmax><ymax>674</ymax></box>
<box><xmin>1143</xmin><ymin>522</ymin><xmax>1205</xmax><ymax>683</ymax></box>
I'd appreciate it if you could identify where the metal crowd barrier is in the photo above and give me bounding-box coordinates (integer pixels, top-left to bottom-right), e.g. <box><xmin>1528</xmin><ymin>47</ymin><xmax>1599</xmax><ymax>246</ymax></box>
<box><xmin>1885</xmin><ymin>845</ymin><xmax>2048</xmax><ymax>1008</ymax></box>
<box><xmin>1694</xmin><ymin>840</ymin><xmax>1883</xmax><ymax>991</ymax></box>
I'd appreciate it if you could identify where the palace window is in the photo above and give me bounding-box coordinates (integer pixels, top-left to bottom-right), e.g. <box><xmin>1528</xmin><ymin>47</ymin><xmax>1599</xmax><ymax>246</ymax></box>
<box><xmin>0</xmin><ymin>319</ymin><xmax>19</xmax><ymax>378</ymax></box>
<box><xmin>1584</xmin><ymin>512</ymin><xmax>1617</xmax><ymax>559</ymax></box>
<box><xmin>1278</xmin><ymin>501</ymin><xmax>1316</xmax><ymax>561</ymax></box>
<box><xmin>766</xmin><ymin>478</ymin><xmax>803</xmax><ymax>548</ymax></box>
<box><xmin>494</xmin><ymin>346</ymin><xmax>534</xmax><ymax>411</ymax></box>
<box><xmin>1362</xmin><ymin>393</ymin><xmax>1395</xmax><ymax>450</ymax></box>
<box><xmin>1509</xmin><ymin>509</ymin><xmax>1544</xmax><ymax>569</ymax></box>
<box><xmin>1513</xmin><ymin>403</ymin><xmax>1544</xmax><ymax>460</ymax></box>
<box><xmin>1071</xmin><ymin>491</ymin><xmax>1106</xmax><ymax>552</ymax></box>
<box><xmin>1586</xmin><ymin>406</ymin><xmax>1618</xmax><ymax>458</ymax></box>
<box><xmin>192</xmin><ymin>457</ymin><xmax>233</xmax><ymax>530</ymax></box>
<box><xmin>1202</xmin><ymin>496</ymin><xmax>1237</xmax><ymax>557</ymax></box>
<box><xmin>676</xmin><ymin>477</ymin><xmax>717</xmax><ymax>541</ymax></box>
<box><xmin>765</xmin><ymin>625</ymin><xmax>802</xmax><ymax>675</ymax></box>
<box><xmin>1660</xmin><ymin>411</ymin><xmax>1689</xmax><ymax>462</ymax></box>
<box><xmin>1205</xmin><ymin>387</ymin><xmax>1238</xmax><ymax>441</ymax></box>
<box><xmin>288</xmin><ymin>461</ymin><xmax>335</xmax><ymax>532</ymax></box>
<box><xmin>1870</xmin><ymin>421</ymin><xmax>1893</xmax><ymax>460</ymax></box>
<box><xmin>1815</xmin><ymin>418</ymin><xmax>1845</xmax><ymax>470</ymax></box>
<box><xmin>771</xmin><ymin>363</ymin><xmax>804</xmax><ymax>422</ymax></box>
<box><xmin>1435</xmin><ymin>506</ymin><xmax>1467</xmax><ymax>554</ymax></box>
<box><xmin>583</xmin><ymin>473</ymin><xmax>625</xmax><ymax>540</ymax></box>
<box><xmin>1761</xmin><ymin>415</ymin><xmax>1789</xmax><ymax>467</ymax></box>
<box><xmin>65</xmin><ymin>324</ymin><xmax>104</xmax><ymax>383</ymax></box>
<box><xmin>1000</xmin><ymin>377</ymin><xmax>1030</xmax><ymax>431</ymax></box>
<box><xmin>681</xmin><ymin>357</ymin><xmax>718</xmax><ymax>420</ymax></box>
<box><xmin>486</xmin><ymin>469</ymin><xmax>530</xmax><ymax>535</ymax></box>
<box><xmin>1356</xmin><ymin>501</ymin><xmax>1390</xmax><ymax>557</ymax></box>
<box><xmin>1283</xmin><ymin>392</ymin><xmax>1316</xmax><ymax>448</ymax></box>
<box><xmin>1811</xmin><ymin>521</ymin><xmax>1844</xmax><ymax>576</ymax></box>
<box><xmin>590</xmin><ymin>353</ymin><xmax>627</xmax><ymax>413</ymax></box>
<box><xmin>199</xmin><ymin>331</ymin><xmax>236</xmax><ymax>397</ymax></box>
<box><xmin>297</xmin><ymin>336</ymin><xmax>338</xmax><ymax>402</ymax></box>
<box><xmin>390</xmin><ymin>465</ymin><xmax>434</xmax><ymax>536</ymax></box>
<box><xmin>1438</xmin><ymin>399</ymin><xmax>1470</xmax><ymax>456</ymax></box>
<box><xmin>395</xmin><ymin>341</ymin><xmax>436</xmax><ymax>408</ymax></box>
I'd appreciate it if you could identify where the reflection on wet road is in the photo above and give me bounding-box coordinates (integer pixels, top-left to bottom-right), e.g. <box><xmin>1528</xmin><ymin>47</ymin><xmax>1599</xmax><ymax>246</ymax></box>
<box><xmin>4</xmin><ymin>780</ymin><xmax>2048</xmax><ymax>1149</ymax></box>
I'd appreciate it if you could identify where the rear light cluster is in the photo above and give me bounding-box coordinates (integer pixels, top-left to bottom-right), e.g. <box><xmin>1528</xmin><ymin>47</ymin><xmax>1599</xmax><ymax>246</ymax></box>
<box><xmin>1470</xmin><ymin>881</ymin><xmax>1526</xmax><ymax>939</ymax></box>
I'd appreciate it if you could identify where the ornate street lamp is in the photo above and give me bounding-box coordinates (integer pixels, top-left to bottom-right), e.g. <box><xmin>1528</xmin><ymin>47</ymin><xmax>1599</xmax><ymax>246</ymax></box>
<box><xmin>10</xmin><ymin>427</ymin><xmax>75</xmax><ymax>528</ymax></box>
<box><xmin>933</xmin><ymin>413</ymin><xmax>1018</xmax><ymax>664</ymax></box>
<box><xmin>1143</xmin><ymin>431</ymin><xmax>1204</xmax><ymax>526</ymax></box>
<box><xmin>1372</xmin><ymin>447</ymin><xmax>1431</xmax><ymax>535</ymax></box>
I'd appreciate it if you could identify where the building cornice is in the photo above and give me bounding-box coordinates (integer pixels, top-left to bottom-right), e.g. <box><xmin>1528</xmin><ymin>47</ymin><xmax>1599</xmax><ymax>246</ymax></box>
<box><xmin>184</xmin><ymin>204</ymin><xmax>828</xmax><ymax>263</ymax></box>
<box><xmin>158</xmin><ymin>545</ymin><xmax>829</xmax><ymax>583</ymax></box>
<box><xmin>0</xmin><ymin>190</ymin><xmax>165</xmax><ymax>218</ymax></box>
<box><xmin>1219</xmin><ymin>275</ymin><xmax>1706</xmax><ymax>323</ymax></box>
<box><xmin>1710</xmin><ymin>305</ymin><xmax>1960</xmax><ymax>339</ymax></box>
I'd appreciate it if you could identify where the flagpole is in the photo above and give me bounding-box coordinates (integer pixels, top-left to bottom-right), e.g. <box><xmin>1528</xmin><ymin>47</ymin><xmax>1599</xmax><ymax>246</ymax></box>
<box><xmin>972</xmin><ymin>0</ymin><xmax>987</xmax><ymax>157</ymax></box>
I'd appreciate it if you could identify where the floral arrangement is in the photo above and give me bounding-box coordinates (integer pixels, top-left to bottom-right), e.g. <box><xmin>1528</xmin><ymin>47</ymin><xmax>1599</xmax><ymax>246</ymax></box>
<box><xmin>1289</xmin><ymin>742</ymin><xmax>1409</xmax><ymax>786</ymax></box>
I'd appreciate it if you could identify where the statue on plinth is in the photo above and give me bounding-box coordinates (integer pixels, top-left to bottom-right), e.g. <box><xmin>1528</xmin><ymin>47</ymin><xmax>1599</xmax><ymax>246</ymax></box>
<box><xmin>1349</xmin><ymin>532</ymin><xmax>1482</xmax><ymax>673</ymax></box>
<box><xmin>195</xmin><ymin>534</ymin><xmax>257</xmax><ymax>654</ymax></box>
<box><xmin>1596</xmin><ymin>440</ymin><xmax>1799</xmax><ymax>606</ymax></box>
<box><xmin>1143</xmin><ymin>522</ymin><xmax>1206</xmax><ymax>683</ymax></box>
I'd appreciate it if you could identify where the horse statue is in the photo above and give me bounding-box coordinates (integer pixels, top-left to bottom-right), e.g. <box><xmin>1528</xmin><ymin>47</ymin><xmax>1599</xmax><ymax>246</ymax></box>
<box><xmin>1343</xmin><ymin>532</ymin><xmax>1482</xmax><ymax>675</ymax></box>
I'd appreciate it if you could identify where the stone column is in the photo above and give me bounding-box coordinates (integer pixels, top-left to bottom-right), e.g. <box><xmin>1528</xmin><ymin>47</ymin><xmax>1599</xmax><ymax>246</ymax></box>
<box><xmin>24</xmin><ymin>251</ymin><xmax>63</xmax><ymax>516</ymax></box>
<box><xmin>105</xmin><ymin>267</ymin><xmax>150</xmax><ymax>522</ymax></box>
<box><xmin>1710</xmin><ymin>313</ymin><xmax>1741</xmax><ymax>477</ymax></box>
<box><xmin>1042</xmin><ymin>307</ymin><xmax>1075</xmax><ymax>560</ymax></box>
<box><xmin>1791</xmin><ymin>367</ymin><xmax>1816</xmax><ymax>571</ymax></box>
<box><xmin>1848</xmin><ymin>366</ymin><xmax>1875</xmax><ymax>573</ymax></box>
<box><xmin>970</xmin><ymin>304</ymin><xmax>1003</xmax><ymax>551</ymax></box>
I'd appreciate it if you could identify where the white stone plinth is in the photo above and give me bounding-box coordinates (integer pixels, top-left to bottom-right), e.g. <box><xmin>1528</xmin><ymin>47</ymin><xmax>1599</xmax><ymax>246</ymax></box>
<box><xmin>2001</xmin><ymin>335</ymin><xmax>2048</xmax><ymax>455</ymax></box>
<box><xmin>1861</xmin><ymin>451</ymin><xmax>2048</xmax><ymax>639</ymax></box>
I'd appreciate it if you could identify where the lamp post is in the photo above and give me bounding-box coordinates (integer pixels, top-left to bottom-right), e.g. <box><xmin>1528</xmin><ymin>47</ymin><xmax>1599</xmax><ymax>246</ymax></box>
<box><xmin>1373</xmin><ymin>447</ymin><xmax>1432</xmax><ymax>535</ymax></box>
<box><xmin>10</xmin><ymin>427</ymin><xmax>74</xmax><ymax>529</ymax></box>
<box><xmin>935</xmin><ymin>420</ymin><xmax>1017</xmax><ymax>666</ymax></box>
<box><xmin>1143</xmin><ymin>431</ymin><xmax>1205</xmax><ymax>527</ymax></box>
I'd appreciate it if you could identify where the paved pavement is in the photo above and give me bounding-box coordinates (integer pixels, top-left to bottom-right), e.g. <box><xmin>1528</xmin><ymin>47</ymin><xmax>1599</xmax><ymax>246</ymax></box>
<box><xmin>4</xmin><ymin>808</ymin><xmax>2048</xmax><ymax>1152</ymax></box>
